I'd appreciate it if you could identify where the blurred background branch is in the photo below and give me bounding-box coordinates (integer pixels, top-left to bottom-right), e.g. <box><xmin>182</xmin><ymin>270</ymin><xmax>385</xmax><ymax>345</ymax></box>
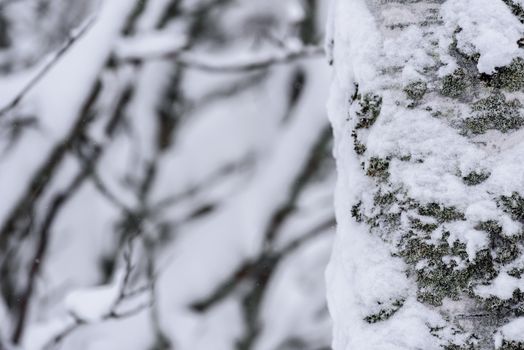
<box><xmin>0</xmin><ymin>1</ymin><xmax>334</xmax><ymax>349</ymax></box>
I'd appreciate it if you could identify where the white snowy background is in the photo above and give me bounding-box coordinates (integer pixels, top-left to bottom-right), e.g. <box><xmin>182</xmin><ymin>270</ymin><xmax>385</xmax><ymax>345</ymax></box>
<box><xmin>0</xmin><ymin>0</ymin><xmax>334</xmax><ymax>349</ymax></box>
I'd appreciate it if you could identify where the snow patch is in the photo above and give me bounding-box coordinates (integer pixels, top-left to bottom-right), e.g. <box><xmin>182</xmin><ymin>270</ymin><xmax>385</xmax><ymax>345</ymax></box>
<box><xmin>442</xmin><ymin>0</ymin><xmax>524</xmax><ymax>74</ymax></box>
<box><xmin>497</xmin><ymin>317</ymin><xmax>524</xmax><ymax>345</ymax></box>
<box><xmin>64</xmin><ymin>270</ymin><xmax>125</xmax><ymax>322</ymax></box>
<box><xmin>475</xmin><ymin>272</ymin><xmax>524</xmax><ymax>300</ymax></box>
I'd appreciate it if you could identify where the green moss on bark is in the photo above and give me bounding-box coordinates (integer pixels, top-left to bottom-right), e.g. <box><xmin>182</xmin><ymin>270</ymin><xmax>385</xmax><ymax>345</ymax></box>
<box><xmin>463</xmin><ymin>171</ymin><xmax>490</xmax><ymax>186</ymax></box>
<box><xmin>508</xmin><ymin>267</ymin><xmax>524</xmax><ymax>278</ymax></box>
<box><xmin>441</xmin><ymin>68</ymin><xmax>472</xmax><ymax>99</ymax></box>
<box><xmin>355</xmin><ymin>93</ymin><xmax>382</xmax><ymax>129</ymax></box>
<box><xmin>410</xmin><ymin>218</ymin><xmax>438</xmax><ymax>233</ymax></box>
<box><xmin>366</xmin><ymin>157</ymin><xmax>390</xmax><ymax>180</ymax></box>
<box><xmin>476</xmin><ymin>221</ymin><xmax>520</xmax><ymax>265</ymax></box>
<box><xmin>443</xmin><ymin>343</ymin><xmax>477</xmax><ymax>350</ymax></box>
<box><xmin>464</xmin><ymin>93</ymin><xmax>523</xmax><ymax>134</ymax></box>
<box><xmin>477</xmin><ymin>289</ymin><xmax>524</xmax><ymax>320</ymax></box>
<box><xmin>364</xmin><ymin>299</ymin><xmax>405</xmax><ymax>324</ymax></box>
<box><xmin>418</xmin><ymin>203</ymin><xmax>465</xmax><ymax>223</ymax></box>
<box><xmin>499</xmin><ymin>340</ymin><xmax>524</xmax><ymax>350</ymax></box>
<box><xmin>482</xmin><ymin>58</ymin><xmax>524</xmax><ymax>92</ymax></box>
<box><xmin>502</xmin><ymin>0</ymin><xmax>524</xmax><ymax>23</ymax></box>
<box><xmin>351</xmin><ymin>130</ymin><xmax>366</xmax><ymax>155</ymax></box>
<box><xmin>404</xmin><ymin>81</ymin><xmax>428</xmax><ymax>101</ymax></box>
<box><xmin>351</xmin><ymin>201</ymin><xmax>363</xmax><ymax>223</ymax></box>
<box><xmin>499</xmin><ymin>192</ymin><xmax>524</xmax><ymax>223</ymax></box>
<box><xmin>400</xmin><ymin>233</ymin><xmax>495</xmax><ymax>306</ymax></box>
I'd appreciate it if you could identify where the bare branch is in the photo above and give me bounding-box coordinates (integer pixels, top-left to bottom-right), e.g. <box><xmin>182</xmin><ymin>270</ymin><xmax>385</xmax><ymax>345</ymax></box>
<box><xmin>277</xmin><ymin>216</ymin><xmax>335</xmax><ymax>256</ymax></box>
<box><xmin>11</xmin><ymin>161</ymin><xmax>100</xmax><ymax>344</ymax></box>
<box><xmin>119</xmin><ymin>44</ymin><xmax>325</xmax><ymax>73</ymax></box>
<box><xmin>90</xmin><ymin>168</ymin><xmax>134</xmax><ymax>214</ymax></box>
<box><xmin>189</xmin><ymin>216</ymin><xmax>334</xmax><ymax>313</ymax></box>
<box><xmin>151</xmin><ymin>156</ymin><xmax>253</xmax><ymax>212</ymax></box>
<box><xmin>0</xmin><ymin>15</ymin><xmax>98</xmax><ymax>117</ymax></box>
<box><xmin>107</xmin><ymin>299</ymin><xmax>153</xmax><ymax>319</ymax></box>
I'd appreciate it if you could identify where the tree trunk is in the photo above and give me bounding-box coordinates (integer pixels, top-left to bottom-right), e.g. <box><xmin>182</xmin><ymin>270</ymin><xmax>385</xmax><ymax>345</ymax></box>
<box><xmin>326</xmin><ymin>0</ymin><xmax>524</xmax><ymax>349</ymax></box>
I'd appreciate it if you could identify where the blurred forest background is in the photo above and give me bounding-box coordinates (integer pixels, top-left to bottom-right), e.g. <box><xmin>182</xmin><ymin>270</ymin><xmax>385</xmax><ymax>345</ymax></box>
<box><xmin>0</xmin><ymin>0</ymin><xmax>334</xmax><ymax>349</ymax></box>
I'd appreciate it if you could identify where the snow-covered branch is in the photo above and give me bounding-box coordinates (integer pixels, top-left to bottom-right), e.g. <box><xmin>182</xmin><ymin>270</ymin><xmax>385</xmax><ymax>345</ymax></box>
<box><xmin>0</xmin><ymin>15</ymin><xmax>98</xmax><ymax>117</ymax></box>
<box><xmin>42</xmin><ymin>238</ymin><xmax>155</xmax><ymax>350</ymax></box>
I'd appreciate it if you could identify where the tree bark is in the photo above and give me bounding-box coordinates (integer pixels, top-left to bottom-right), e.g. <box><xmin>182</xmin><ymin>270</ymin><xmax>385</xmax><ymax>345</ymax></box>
<box><xmin>327</xmin><ymin>1</ymin><xmax>524</xmax><ymax>349</ymax></box>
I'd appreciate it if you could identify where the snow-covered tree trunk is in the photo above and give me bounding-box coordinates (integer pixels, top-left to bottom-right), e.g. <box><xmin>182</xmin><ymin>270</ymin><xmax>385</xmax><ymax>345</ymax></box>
<box><xmin>326</xmin><ymin>1</ymin><xmax>524</xmax><ymax>349</ymax></box>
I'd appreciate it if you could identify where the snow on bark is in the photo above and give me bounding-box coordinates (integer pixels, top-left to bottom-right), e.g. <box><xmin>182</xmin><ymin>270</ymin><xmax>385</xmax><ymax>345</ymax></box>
<box><xmin>327</xmin><ymin>0</ymin><xmax>524</xmax><ymax>349</ymax></box>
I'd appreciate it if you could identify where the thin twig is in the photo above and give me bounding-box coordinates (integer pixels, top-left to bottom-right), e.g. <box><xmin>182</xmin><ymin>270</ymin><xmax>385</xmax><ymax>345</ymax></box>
<box><xmin>0</xmin><ymin>15</ymin><xmax>98</xmax><ymax>117</ymax></box>
<box><xmin>90</xmin><ymin>168</ymin><xmax>134</xmax><ymax>214</ymax></box>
